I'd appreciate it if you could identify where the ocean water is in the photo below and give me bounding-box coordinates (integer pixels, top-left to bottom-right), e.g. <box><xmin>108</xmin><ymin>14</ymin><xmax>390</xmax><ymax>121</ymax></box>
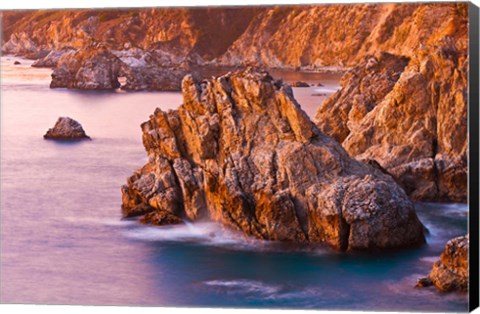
<box><xmin>0</xmin><ymin>56</ymin><xmax>469</xmax><ymax>311</ymax></box>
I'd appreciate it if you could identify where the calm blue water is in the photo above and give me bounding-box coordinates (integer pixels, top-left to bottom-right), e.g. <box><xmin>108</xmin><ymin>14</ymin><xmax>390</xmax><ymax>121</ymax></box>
<box><xmin>0</xmin><ymin>56</ymin><xmax>469</xmax><ymax>311</ymax></box>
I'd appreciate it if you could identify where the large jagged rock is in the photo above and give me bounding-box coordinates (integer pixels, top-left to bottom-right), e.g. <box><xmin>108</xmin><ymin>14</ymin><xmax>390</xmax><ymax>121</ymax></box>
<box><xmin>121</xmin><ymin>68</ymin><xmax>425</xmax><ymax>251</ymax></box>
<box><xmin>417</xmin><ymin>234</ymin><xmax>469</xmax><ymax>292</ymax></box>
<box><xmin>44</xmin><ymin>117</ymin><xmax>90</xmax><ymax>140</ymax></box>
<box><xmin>315</xmin><ymin>12</ymin><xmax>468</xmax><ymax>202</ymax></box>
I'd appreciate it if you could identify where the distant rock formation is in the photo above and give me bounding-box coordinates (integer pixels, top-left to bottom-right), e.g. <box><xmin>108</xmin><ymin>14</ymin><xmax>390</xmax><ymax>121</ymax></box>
<box><xmin>49</xmin><ymin>45</ymin><xmax>190</xmax><ymax>91</ymax></box>
<box><xmin>315</xmin><ymin>8</ymin><xmax>468</xmax><ymax>202</ymax></box>
<box><xmin>50</xmin><ymin>46</ymin><xmax>123</xmax><ymax>90</ymax></box>
<box><xmin>417</xmin><ymin>234</ymin><xmax>469</xmax><ymax>292</ymax></box>
<box><xmin>1</xmin><ymin>31</ymin><xmax>50</xmax><ymax>59</ymax></box>
<box><xmin>44</xmin><ymin>117</ymin><xmax>90</xmax><ymax>140</ymax></box>
<box><xmin>290</xmin><ymin>81</ymin><xmax>310</xmax><ymax>87</ymax></box>
<box><xmin>121</xmin><ymin>68</ymin><xmax>425</xmax><ymax>251</ymax></box>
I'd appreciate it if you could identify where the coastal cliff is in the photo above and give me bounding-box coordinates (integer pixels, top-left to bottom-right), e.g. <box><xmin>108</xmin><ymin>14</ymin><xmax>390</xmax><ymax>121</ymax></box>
<box><xmin>121</xmin><ymin>68</ymin><xmax>425</xmax><ymax>251</ymax></box>
<box><xmin>315</xmin><ymin>4</ymin><xmax>468</xmax><ymax>202</ymax></box>
<box><xmin>1</xmin><ymin>3</ymin><xmax>468</xmax><ymax>69</ymax></box>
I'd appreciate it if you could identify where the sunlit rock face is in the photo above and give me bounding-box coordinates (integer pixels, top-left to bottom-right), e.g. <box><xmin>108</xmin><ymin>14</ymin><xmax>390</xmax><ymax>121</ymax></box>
<box><xmin>121</xmin><ymin>68</ymin><xmax>425</xmax><ymax>251</ymax></box>
<box><xmin>315</xmin><ymin>4</ymin><xmax>468</xmax><ymax>202</ymax></box>
<box><xmin>417</xmin><ymin>234</ymin><xmax>469</xmax><ymax>292</ymax></box>
<box><xmin>2</xmin><ymin>3</ymin><xmax>468</xmax><ymax>70</ymax></box>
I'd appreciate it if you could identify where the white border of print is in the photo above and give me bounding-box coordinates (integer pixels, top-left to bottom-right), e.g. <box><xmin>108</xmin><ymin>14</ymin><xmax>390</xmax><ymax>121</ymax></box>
<box><xmin>0</xmin><ymin>1</ymin><xmax>478</xmax><ymax>314</ymax></box>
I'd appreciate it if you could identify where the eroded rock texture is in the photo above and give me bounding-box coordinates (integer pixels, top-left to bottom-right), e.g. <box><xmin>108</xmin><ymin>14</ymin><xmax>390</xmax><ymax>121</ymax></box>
<box><xmin>315</xmin><ymin>7</ymin><xmax>468</xmax><ymax>202</ymax></box>
<box><xmin>50</xmin><ymin>46</ymin><xmax>123</xmax><ymax>90</ymax></box>
<box><xmin>50</xmin><ymin>45</ymin><xmax>189</xmax><ymax>91</ymax></box>
<box><xmin>417</xmin><ymin>234</ymin><xmax>469</xmax><ymax>292</ymax></box>
<box><xmin>122</xmin><ymin>68</ymin><xmax>425</xmax><ymax>251</ymax></box>
<box><xmin>44</xmin><ymin>117</ymin><xmax>90</xmax><ymax>140</ymax></box>
<box><xmin>32</xmin><ymin>47</ymin><xmax>77</xmax><ymax>68</ymax></box>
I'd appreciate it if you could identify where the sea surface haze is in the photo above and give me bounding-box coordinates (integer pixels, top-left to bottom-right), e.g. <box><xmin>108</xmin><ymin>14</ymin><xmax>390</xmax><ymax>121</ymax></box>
<box><xmin>0</xmin><ymin>56</ymin><xmax>468</xmax><ymax>311</ymax></box>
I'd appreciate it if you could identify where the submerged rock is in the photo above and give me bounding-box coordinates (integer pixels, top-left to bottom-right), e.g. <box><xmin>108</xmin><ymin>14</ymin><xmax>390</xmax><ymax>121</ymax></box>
<box><xmin>44</xmin><ymin>117</ymin><xmax>90</xmax><ymax>140</ymax></box>
<box><xmin>121</xmin><ymin>68</ymin><xmax>425</xmax><ymax>251</ymax></box>
<box><xmin>13</xmin><ymin>61</ymin><xmax>21</xmax><ymax>65</ymax></box>
<box><xmin>141</xmin><ymin>210</ymin><xmax>184</xmax><ymax>226</ymax></box>
<box><xmin>417</xmin><ymin>235</ymin><xmax>469</xmax><ymax>292</ymax></box>
<box><xmin>290</xmin><ymin>81</ymin><xmax>310</xmax><ymax>87</ymax></box>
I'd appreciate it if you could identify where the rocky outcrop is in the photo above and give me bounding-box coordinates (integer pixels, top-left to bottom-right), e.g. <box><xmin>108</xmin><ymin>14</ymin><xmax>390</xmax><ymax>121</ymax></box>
<box><xmin>32</xmin><ymin>47</ymin><xmax>77</xmax><ymax>68</ymax></box>
<box><xmin>2</xmin><ymin>4</ymin><xmax>468</xmax><ymax>70</ymax></box>
<box><xmin>44</xmin><ymin>117</ymin><xmax>90</xmax><ymax>140</ymax></box>
<box><xmin>121</xmin><ymin>68</ymin><xmax>425</xmax><ymax>251</ymax></box>
<box><xmin>50</xmin><ymin>46</ymin><xmax>123</xmax><ymax>90</ymax></box>
<box><xmin>417</xmin><ymin>234</ymin><xmax>469</xmax><ymax>292</ymax></box>
<box><xmin>1</xmin><ymin>31</ymin><xmax>49</xmax><ymax>59</ymax></box>
<box><xmin>315</xmin><ymin>7</ymin><xmax>468</xmax><ymax>202</ymax></box>
<box><xmin>114</xmin><ymin>48</ymin><xmax>191</xmax><ymax>91</ymax></box>
<box><xmin>50</xmin><ymin>45</ymin><xmax>189</xmax><ymax>91</ymax></box>
<box><xmin>316</xmin><ymin>52</ymin><xmax>410</xmax><ymax>143</ymax></box>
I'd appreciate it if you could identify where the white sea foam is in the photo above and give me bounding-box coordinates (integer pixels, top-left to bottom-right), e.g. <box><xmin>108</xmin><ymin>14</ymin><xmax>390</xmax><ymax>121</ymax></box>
<box><xmin>312</xmin><ymin>87</ymin><xmax>339</xmax><ymax>93</ymax></box>
<box><xmin>61</xmin><ymin>216</ymin><xmax>137</xmax><ymax>227</ymax></box>
<box><xmin>123</xmin><ymin>222</ymin><xmax>266</xmax><ymax>250</ymax></box>
<box><xmin>204</xmin><ymin>279</ymin><xmax>281</xmax><ymax>295</ymax></box>
<box><xmin>420</xmin><ymin>256</ymin><xmax>439</xmax><ymax>263</ymax></box>
<box><xmin>202</xmin><ymin>279</ymin><xmax>346</xmax><ymax>303</ymax></box>
<box><xmin>123</xmin><ymin>221</ymin><xmax>333</xmax><ymax>254</ymax></box>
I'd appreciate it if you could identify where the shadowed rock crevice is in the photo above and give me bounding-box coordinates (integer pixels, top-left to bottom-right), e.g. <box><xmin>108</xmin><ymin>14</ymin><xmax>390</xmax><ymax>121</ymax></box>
<box><xmin>122</xmin><ymin>68</ymin><xmax>425</xmax><ymax>251</ymax></box>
